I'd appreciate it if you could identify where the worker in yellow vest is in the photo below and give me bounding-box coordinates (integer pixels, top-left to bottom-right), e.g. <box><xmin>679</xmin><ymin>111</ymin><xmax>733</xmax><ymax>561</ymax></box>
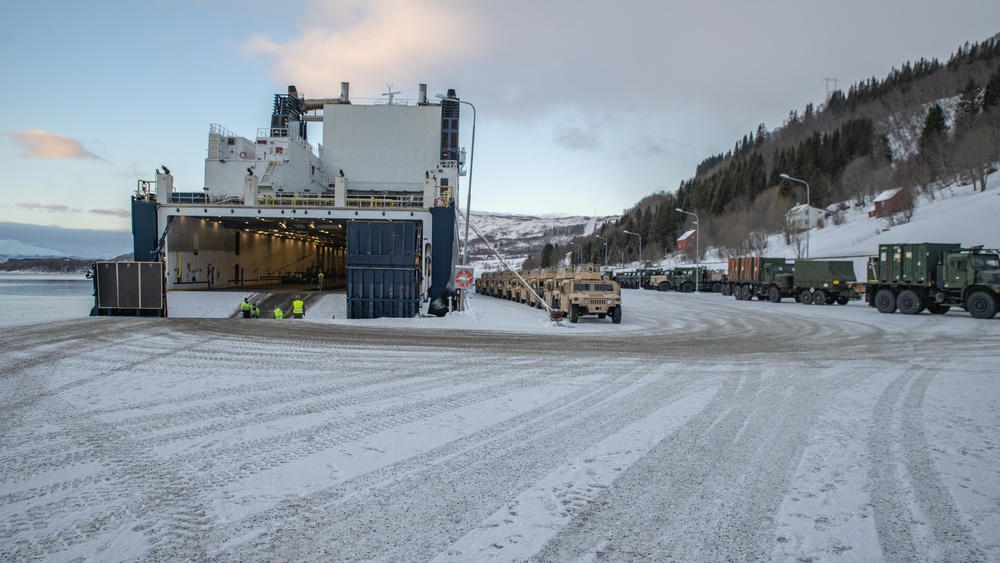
<box><xmin>317</xmin><ymin>271</ymin><xmax>325</xmax><ymax>291</ymax></box>
<box><xmin>273</xmin><ymin>306</ymin><xmax>284</xmax><ymax>319</ymax></box>
<box><xmin>239</xmin><ymin>297</ymin><xmax>252</xmax><ymax>318</ymax></box>
<box><xmin>292</xmin><ymin>295</ymin><xmax>305</xmax><ymax>319</ymax></box>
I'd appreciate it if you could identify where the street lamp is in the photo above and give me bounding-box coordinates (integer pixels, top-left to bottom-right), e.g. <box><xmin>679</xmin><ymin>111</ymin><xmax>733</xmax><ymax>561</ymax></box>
<box><xmin>675</xmin><ymin>208</ymin><xmax>700</xmax><ymax>292</ymax></box>
<box><xmin>436</xmin><ymin>93</ymin><xmax>477</xmax><ymax>265</ymax></box>
<box><xmin>780</xmin><ymin>173</ymin><xmax>810</xmax><ymax>259</ymax></box>
<box><xmin>623</xmin><ymin>230</ymin><xmax>642</xmax><ymax>266</ymax></box>
<box><xmin>595</xmin><ymin>235</ymin><xmax>608</xmax><ymax>267</ymax></box>
<box><xmin>568</xmin><ymin>242</ymin><xmax>583</xmax><ymax>264</ymax></box>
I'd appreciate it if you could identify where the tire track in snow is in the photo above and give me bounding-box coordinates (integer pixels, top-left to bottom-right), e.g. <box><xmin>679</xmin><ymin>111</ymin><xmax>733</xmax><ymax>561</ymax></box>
<box><xmin>530</xmin><ymin>362</ymin><xmax>868</xmax><ymax>561</ymax></box>
<box><xmin>215</xmin><ymin>361</ymin><xmax>716</xmax><ymax>561</ymax></box>
<box><xmin>868</xmin><ymin>364</ymin><xmax>985</xmax><ymax>562</ymax></box>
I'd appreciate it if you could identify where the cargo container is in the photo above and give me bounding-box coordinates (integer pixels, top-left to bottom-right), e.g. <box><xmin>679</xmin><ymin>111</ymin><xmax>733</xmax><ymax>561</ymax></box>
<box><xmin>790</xmin><ymin>260</ymin><xmax>859</xmax><ymax>305</ymax></box>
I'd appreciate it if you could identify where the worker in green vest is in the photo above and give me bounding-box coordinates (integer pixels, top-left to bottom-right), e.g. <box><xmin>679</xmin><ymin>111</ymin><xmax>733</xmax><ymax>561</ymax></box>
<box><xmin>273</xmin><ymin>306</ymin><xmax>284</xmax><ymax>319</ymax></box>
<box><xmin>240</xmin><ymin>297</ymin><xmax>252</xmax><ymax>318</ymax></box>
<box><xmin>250</xmin><ymin>303</ymin><xmax>260</xmax><ymax>318</ymax></box>
<box><xmin>292</xmin><ymin>295</ymin><xmax>305</xmax><ymax>319</ymax></box>
<box><xmin>318</xmin><ymin>271</ymin><xmax>325</xmax><ymax>291</ymax></box>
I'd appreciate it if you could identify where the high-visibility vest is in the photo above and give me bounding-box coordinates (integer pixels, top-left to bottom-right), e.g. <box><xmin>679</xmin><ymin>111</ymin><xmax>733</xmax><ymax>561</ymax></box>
<box><xmin>240</xmin><ymin>301</ymin><xmax>252</xmax><ymax>311</ymax></box>
<box><xmin>292</xmin><ymin>300</ymin><xmax>304</xmax><ymax>314</ymax></box>
<box><xmin>273</xmin><ymin>307</ymin><xmax>283</xmax><ymax>319</ymax></box>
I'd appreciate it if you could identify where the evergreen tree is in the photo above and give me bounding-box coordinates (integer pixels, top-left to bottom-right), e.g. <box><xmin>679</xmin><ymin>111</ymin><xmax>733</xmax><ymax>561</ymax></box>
<box><xmin>956</xmin><ymin>78</ymin><xmax>982</xmax><ymax>118</ymax></box>
<box><xmin>539</xmin><ymin>243</ymin><xmax>555</xmax><ymax>268</ymax></box>
<box><xmin>919</xmin><ymin>104</ymin><xmax>948</xmax><ymax>150</ymax></box>
<box><xmin>983</xmin><ymin>66</ymin><xmax>1000</xmax><ymax>110</ymax></box>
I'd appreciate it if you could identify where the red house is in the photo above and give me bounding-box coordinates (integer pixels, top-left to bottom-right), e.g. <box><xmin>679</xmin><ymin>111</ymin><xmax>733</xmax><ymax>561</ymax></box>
<box><xmin>677</xmin><ymin>229</ymin><xmax>696</xmax><ymax>253</ymax></box>
<box><xmin>869</xmin><ymin>188</ymin><xmax>906</xmax><ymax>218</ymax></box>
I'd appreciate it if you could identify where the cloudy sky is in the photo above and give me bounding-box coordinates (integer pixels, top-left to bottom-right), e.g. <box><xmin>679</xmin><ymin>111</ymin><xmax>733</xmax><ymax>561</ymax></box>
<box><xmin>2</xmin><ymin>0</ymin><xmax>998</xmax><ymax>233</ymax></box>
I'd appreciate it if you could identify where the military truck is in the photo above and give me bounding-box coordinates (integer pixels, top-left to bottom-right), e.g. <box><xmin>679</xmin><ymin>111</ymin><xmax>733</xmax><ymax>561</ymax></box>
<box><xmin>543</xmin><ymin>266</ymin><xmax>575</xmax><ymax>309</ymax></box>
<box><xmin>866</xmin><ymin>243</ymin><xmax>1000</xmax><ymax>319</ymax></box>
<box><xmin>786</xmin><ymin>260</ymin><xmax>859</xmax><ymax>305</ymax></box>
<box><xmin>726</xmin><ymin>257</ymin><xmax>796</xmax><ymax>301</ymax></box>
<box><xmin>552</xmin><ymin>264</ymin><xmax>622</xmax><ymax>323</ymax></box>
<box><xmin>650</xmin><ymin>267</ymin><xmax>726</xmax><ymax>292</ymax></box>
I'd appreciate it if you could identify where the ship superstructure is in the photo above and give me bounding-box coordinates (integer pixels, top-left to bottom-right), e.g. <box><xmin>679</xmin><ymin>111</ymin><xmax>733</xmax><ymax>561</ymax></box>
<box><xmin>131</xmin><ymin>83</ymin><xmax>466</xmax><ymax>318</ymax></box>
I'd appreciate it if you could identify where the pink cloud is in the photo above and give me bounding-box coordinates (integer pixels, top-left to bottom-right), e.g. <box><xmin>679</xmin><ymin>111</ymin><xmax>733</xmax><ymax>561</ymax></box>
<box><xmin>4</xmin><ymin>130</ymin><xmax>102</xmax><ymax>160</ymax></box>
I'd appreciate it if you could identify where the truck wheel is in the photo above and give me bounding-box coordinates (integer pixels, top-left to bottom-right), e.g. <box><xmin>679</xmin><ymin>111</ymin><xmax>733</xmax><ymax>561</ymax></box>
<box><xmin>799</xmin><ymin>289</ymin><xmax>812</xmax><ymax>305</ymax></box>
<box><xmin>966</xmin><ymin>291</ymin><xmax>998</xmax><ymax>319</ymax></box>
<box><xmin>743</xmin><ymin>285</ymin><xmax>754</xmax><ymax>301</ymax></box>
<box><xmin>570</xmin><ymin>304</ymin><xmax>580</xmax><ymax>323</ymax></box>
<box><xmin>836</xmin><ymin>296</ymin><xmax>849</xmax><ymax>305</ymax></box>
<box><xmin>875</xmin><ymin>289</ymin><xmax>897</xmax><ymax>313</ymax></box>
<box><xmin>734</xmin><ymin>286</ymin><xmax>743</xmax><ymax>300</ymax></box>
<box><xmin>768</xmin><ymin>286</ymin><xmax>781</xmax><ymax>303</ymax></box>
<box><xmin>811</xmin><ymin>290</ymin><xmax>827</xmax><ymax>305</ymax></box>
<box><xmin>611</xmin><ymin>305</ymin><xmax>622</xmax><ymax>324</ymax></box>
<box><xmin>897</xmin><ymin>289</ymin><xmax>925</xmax><ymax>315</ymax></box>
<box><xmin>658</xmin><ymin>282</ymin><xmax>670</xmax><ymax>292</ymax></box>
<box><xmin>712</xmin><ymin>282</ymin><xmax>723</xmax><ymax>293</ymax></box>
<box><xmin>926</xmin><ymin>304</ymin><xmax>950</xmax><ymax>314</ymax></box>
<box><xmin>681</xmin><ymin>281</ymin><xmax>694</xmax><ymax>293</ymax></box>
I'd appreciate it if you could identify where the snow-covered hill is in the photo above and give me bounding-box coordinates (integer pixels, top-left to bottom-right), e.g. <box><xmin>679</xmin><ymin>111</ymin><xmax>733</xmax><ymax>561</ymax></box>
<box><xmin>0</xmin><ymin>239</ymin><xmax>68</xmax><ymax>261</ymax></box>
<box><xmin>466</xmin><ymin>172</ymin><xmax>1000</xmax><ymax>278</ymax></box>
<box><xmin>465</xmin><ymin>212</ymin><xmax>618</xmax><ymax>265</ymax></box>
<box><xmin>671</xmin><ymin>174</ymin><xmax>1000</xmax><ymax>278</ymax></box>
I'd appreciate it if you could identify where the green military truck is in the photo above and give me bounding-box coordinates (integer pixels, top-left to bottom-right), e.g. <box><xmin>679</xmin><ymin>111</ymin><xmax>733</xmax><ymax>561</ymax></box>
<box><xmin>866</xmin><ymin>243</ymin><xmax>1000</xmax><ymax>319</ymax></box>
<box><xmin>726</xmin><ymin>256</ymin><xmax>796</xmax><ymax>301</ymax></box>
<box><xmin>650</xmin><ymin>267</ymin><xmax>726</xmax><ymax>293</ymax></box>
<box><xmin>789</xmin><ymin>260</ymin><xmax>859</xmax><ymax>305</ymax></box>
<box><xmin>726</xmin><ymin>257</ymin><xmax>858</xmax><ymax>304</ymax></box>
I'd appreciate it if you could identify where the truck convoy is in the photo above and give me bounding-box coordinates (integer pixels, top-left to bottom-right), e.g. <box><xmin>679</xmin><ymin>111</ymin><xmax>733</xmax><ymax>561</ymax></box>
<box><xmin>866</xmin><ymin>243</ymin><xmax>1000</xmax><ymax>319</ymax></box>
<box><xmin>475</xmin><ymin>264</ymin><xmax>623</xmax><ymax>323</ymax></box>
<box><xmin>475</xmin><ymin>242</ymin><xmax>997</xmax><ymax>322</ymax></box>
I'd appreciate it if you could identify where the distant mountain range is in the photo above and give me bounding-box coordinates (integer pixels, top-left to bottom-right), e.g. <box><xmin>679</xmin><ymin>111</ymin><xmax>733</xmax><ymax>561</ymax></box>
<box><xmin>465</xmin><ymin>213</ymin><xmax>617</xmax><ymax>262</ymax></box>
<box><xmin>0</xmin><ymin>239</ymin><xmax>68</xmax><ymax>260</ymax></box>
<box><xmin>0</xmin><ymin>222</ymin><xmax>133</xmax><ymax>261</ymax></box>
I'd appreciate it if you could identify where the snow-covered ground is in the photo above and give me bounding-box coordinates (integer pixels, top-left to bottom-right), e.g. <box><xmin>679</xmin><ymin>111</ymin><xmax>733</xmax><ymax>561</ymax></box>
<box><xmin>2</xmin><ymin>284</ymin><xmax>999</xmax><ymax>561</ymax></box>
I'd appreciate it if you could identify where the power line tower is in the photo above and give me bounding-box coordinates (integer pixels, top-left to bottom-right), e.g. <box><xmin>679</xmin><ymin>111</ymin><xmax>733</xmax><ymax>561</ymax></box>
<box><xmin>824</xmin><ymin>77</ymin><xmax>840</xmax><ymax>100</ymax></box>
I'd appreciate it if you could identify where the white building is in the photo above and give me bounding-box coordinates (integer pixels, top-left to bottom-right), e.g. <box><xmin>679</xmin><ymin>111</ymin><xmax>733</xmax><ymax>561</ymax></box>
<box><xmin>785</xmin><ymin>203</ymin><xmax>826</xmax><ymax>230</ymax></box>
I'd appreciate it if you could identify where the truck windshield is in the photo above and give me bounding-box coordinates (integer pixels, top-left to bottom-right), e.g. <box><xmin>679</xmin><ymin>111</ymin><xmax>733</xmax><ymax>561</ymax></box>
<box><xmin>594</xmin><ymin>283</ymin><xmax>614</xmax><ymax>291</ymax></box>
<box><xmin>971</xmin><ymin>254</ymin><xmax>1000</xmax><ymax>269</ymax></box>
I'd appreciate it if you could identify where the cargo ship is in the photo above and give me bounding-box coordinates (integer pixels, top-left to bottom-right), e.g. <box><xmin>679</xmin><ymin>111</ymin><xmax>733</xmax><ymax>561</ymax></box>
<box><xmin>126</xmin><ymin>82</ymin><xmax>466</xmax><ymax>318</ymax></box>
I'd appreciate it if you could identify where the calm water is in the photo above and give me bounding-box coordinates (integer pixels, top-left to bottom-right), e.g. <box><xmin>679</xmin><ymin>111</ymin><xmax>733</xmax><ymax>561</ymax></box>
<box><xmin>0</xmin><ymin>273</ymin><xmax>95</xmax><ymax>318</ymax></box>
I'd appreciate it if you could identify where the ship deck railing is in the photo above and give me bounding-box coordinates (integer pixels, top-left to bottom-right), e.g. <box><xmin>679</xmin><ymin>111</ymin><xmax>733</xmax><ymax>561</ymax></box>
<box><xmin>167</xmin><ymin>192</ymin><xmax>430</xmax><ymax>209</ymax></box>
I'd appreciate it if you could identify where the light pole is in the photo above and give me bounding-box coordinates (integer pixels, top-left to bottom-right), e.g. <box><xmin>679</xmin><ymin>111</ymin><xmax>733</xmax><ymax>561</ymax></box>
<box><xmin>595</xmin><ymin>235</ymin><xmax>608</xmax><ymax>267</ymax></box>
<box><xmin>780</xmin><ymin>173</ymin><xmax>810</xmax><ymax>259</ymax></box>
<box><xmin>568</xmin><ymin>242</ymin><xmax>583</xmax><ymax>264</ymax></box>
<box><xmin>675</xmin><ymin>208</ymin><xmax>700</xmax><ymax>292</ymax></box>
<box><xmin>436</xmin><ymin>93</ymin><xmax>476</xmax><ymax>265</ymax></box>
<box><xmin>623</xmin><ymin>230</ymin><xmax>641</xmax><ymax>267</ymax></box>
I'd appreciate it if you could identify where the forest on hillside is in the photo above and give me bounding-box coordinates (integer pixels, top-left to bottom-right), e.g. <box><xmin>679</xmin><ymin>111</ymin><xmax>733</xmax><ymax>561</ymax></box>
<box><xmin>523</xmin><ymin>34</ymin><xmax>1000</xmax><ymax>269</ymax></box>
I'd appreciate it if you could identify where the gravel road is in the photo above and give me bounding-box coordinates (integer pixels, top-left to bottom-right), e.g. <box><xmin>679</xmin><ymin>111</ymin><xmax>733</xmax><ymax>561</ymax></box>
<box><xmin>2</xmin><ymin>291</ymin><xmax>997</xmax><ymax>561</ymax></box>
